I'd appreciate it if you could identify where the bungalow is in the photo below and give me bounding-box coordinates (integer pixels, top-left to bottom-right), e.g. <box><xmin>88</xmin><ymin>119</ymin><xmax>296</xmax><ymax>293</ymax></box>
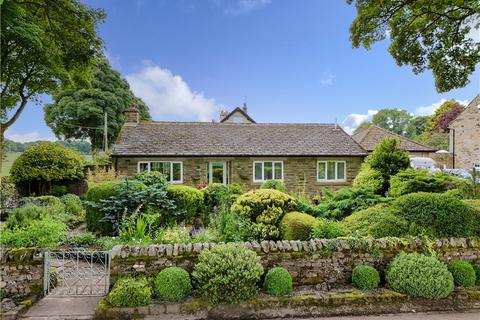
<box><xmin>112</xmin><ymin>105</ymin><xmax>367</xmax><ymax>195</ymax></box>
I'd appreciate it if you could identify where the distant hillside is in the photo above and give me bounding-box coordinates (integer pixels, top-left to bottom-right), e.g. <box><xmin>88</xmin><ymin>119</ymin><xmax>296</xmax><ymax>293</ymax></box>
<box><xmin>3</xmin><ymin>139</ymin><xmax>91</xmax><ymax>155</ymax></box>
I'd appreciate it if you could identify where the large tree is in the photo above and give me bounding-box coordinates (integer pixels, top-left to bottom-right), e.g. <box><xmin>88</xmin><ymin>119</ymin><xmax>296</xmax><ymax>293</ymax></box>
<box><xmin>425</xmin><ymin>99</ymin><xmax>465</xmax><ymax>133</ymax></box>
<box><xmin>348</xmin><ymin>0</ymin><xmax>480</xmax><ymax>92</ymax></box>
<box><xmin>405</xmin><ymin>115</ymin><xmax>429</xmax><ymax>139</ymax></box>
<box><xmin>44</xmin><ymin>59</ymin><xmax>151</xmax><ymax>154</ymax></box>
<box><xmin>0</xmin><ymin>0</ymin><xmax>105</xmax><ymax>168</ymax></box>
<box><xmin>371</xmin><ymin>109</ymin><xmax>412</xmax><ymax>135</ymax></box>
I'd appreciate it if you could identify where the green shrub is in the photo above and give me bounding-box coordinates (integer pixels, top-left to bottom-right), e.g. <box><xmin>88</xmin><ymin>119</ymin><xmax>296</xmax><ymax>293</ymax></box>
<box><xmin>231</xmin><ymin>189</ymin><xmax>298</xmax><ymax>240</ymax></box>
<box><xmin>168</xmin><ymin>185</ymin><xmax>204</xmax><ymax>221</ymax></box>
<box><xmin>389</xmin><ymin>169</ymin><xmax>465</xmax><ymax>197</ymax></box>
<box><xmin>65</xmin><ymin>232</ymin><xmax>98</xmax><ymax>247</ymax></box>
<box><xmin>192</xmin><ymin>243</ymin><xmax>264</xmax><ymax>304</ymax></box>
<box><xmin>0</xmin><ymin>216</ymin><xmax>68</xmax><ymax>248</ymax></box>
<box><xmin>85</xmin><ymin>182</ymin><xmax>119</xmax><ymax>235</ymax></box>
<box><xmin>473</xmin><ymin>263</ymin><xmax>480</xmax><ymax>285</ymax></box>
<box><xmin>107</xmin><ymin>277</ymin><xmax>152</xmax><ymax>307</ymax></box>
<box><xmin>228</xmin><ymin>183</ymin><xmax>245</xmax><ymax>196</ymax></box>
<box><xmin>351</xmin><ymin>265</ymin><xmax>380</xmax><ymax>290</ymax></box>
<box><xmin>391</xmin><ymin>192</ymin><xmax>474</xmax><ymax>237</ymax></box>
<box><xmin>10</xmin><ymin>142</ymin><xmax>85</xmax><ymax>196</ymax></box>
<box><xmin>49</xmin><ymin>185</ymin><xmax>68</xmax><ymax>197</ymax></box>
<box><xmin>353</xmin><ymin>164</ymin><xmax>384</xmax><ymax>194</ymax></box>
<box><xmin>263</xmin><ymin>267</ymin><xmax>292</xmax><ymax>296</ymax></box>
<box><xmin>311</xmin><ymin>218</ymin><xmax>346</xmax><ymax>239</ymax></box>
<box><xmin>464</xmin><ymin>200</ymin><xmax>480</xmax><ymax>236</ymax></box>
<box><xmin>20</xmin><ymin>195</ymin><xmax>64</xmax><ymax>207</ymax></box>
<box><xmin>341</xmin><ymin>204</ymin><xmax>410</xmax><ymax>238</ymax></box>
<box><xmin>155</xmin><ymin>226</ymin><xmax>191</xmax><ymax>244</ymax></box>
<box><xmin>365</xmin><ymin>137</ymin><xmax>411</xmax><ymax>194</ymax></box>
<box><xmin>280</xmin><ymin>211</ymin><xmax>316</xmax><ymax>240</ymax></box>
<box><xmin>386</xmin><ymin>252</ymin><xmax>454</xmax><ymax>299</ymax></box>
<box><xmin>203</xmin><ymin>183</ymin><xmax>229</xmax><ymax>210</ymax></box>
<box><xmin>447</xmin><ymin>260</ymin><xmax>476</xmax><ymax>287</ymax></box>
<box><xmin>6</xmin><ymin>205</ymin><xmax>48</xmax><ymax>229</ymax></box>
<box><xmin>211</xmin><ymin>208</ymin><xmax>251</xmax><ymax>242</ymax></box>
<box><xmin>314</xmin><ymin>187</ymin><xmax>386</xmax><ymax>220</ymax></box>
<box><xmin>154</xmin><ymin>267</ymin><xmax>192</xmax><ymax>301</ymax></box>
<box><xmin>61</xmin><ymin>194</ymin><xmax>83</xmax><ymax>215</ymax></box>
<box><xmin>260</xmin><ymin>180</ymin><xmax>286</xmax><ymax>192</ymax></box>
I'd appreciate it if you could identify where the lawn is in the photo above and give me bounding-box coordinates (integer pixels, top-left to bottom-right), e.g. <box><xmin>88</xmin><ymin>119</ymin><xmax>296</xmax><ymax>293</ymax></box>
<box><xmin>1</xmin><ymin>152</ymin><xmax>92</xmax><ymax>177</ymax></box>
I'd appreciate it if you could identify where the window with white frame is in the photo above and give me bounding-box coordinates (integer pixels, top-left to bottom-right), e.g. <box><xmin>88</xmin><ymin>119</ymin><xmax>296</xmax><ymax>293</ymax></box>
<box><xmin>253</xmin><ymin>161</ymin><xmax>283</xmax><ymax>182</ymax></box>
<box><xmin>137</xmin><ymin>161</ymin><xmax>183</xmax><ymax>183</ymax></box>
<box><xmin>317</xmin><ymin>160</ymin><xmax>346</xmax><ymax>182</ymax></box>
<box><xmin>475</xmin><ymin>163</ymin><xmax>480</xmax><ymax>172</ymax></box>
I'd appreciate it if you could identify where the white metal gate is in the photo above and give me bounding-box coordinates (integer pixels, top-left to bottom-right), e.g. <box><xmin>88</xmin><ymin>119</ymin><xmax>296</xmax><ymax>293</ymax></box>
<box><xmin>43</xmin><ymin>250</ymin><xmax>110</xmax><ymax>296</ymax></box>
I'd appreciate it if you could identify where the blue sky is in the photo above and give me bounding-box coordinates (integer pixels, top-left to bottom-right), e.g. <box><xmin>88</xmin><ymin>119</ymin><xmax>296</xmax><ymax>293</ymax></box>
<box><xmin>5</xmin><ymin>0</ymin><xmax>480</xmax><ymax>142</ymax></box>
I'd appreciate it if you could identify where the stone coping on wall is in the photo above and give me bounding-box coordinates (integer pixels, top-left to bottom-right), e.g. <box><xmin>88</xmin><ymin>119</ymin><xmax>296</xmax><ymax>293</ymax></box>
<box><xmin>111</xmin><ymin>237</ymin><xmax>480</xmax><ymax>260</ymax></box>
<box><xmin>94</xmin><ymin>288</ymin><xmax>480</xmax><ymax>320</ymax></box>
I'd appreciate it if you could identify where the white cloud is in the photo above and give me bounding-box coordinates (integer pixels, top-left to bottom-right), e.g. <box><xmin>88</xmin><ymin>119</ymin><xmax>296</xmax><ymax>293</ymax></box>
<box><xmin>126</xmin><ymin>62</ymin><xmax>219</xmax><ymax>121</ymax></box>
<box><xmin>320</xmin><ymin>71</ymin><xmax>335</xmax><ymax>85</ymax></box>
<box><xmin>213</xmin><ymin>0</ymin><xmax>271</xmax><ymax>15</ymax></box>
<box><xmin>414</xmin><ymin>98</ymin><xmax>469</xmax><ymax>116</ymax></box>
<box><xmin>5</xmin><ymin>131</ymin><xmax>56</xmax><ymax>143</ymax></box>
<box><xmin>341</xmin><ymin>109</ymin><xmax>378</xmax><ymax>134</ymax></box>
<box><xmin>105</xmin><ymin>51</ymin><xmax>122</xmax><ymax>71</ymax></box>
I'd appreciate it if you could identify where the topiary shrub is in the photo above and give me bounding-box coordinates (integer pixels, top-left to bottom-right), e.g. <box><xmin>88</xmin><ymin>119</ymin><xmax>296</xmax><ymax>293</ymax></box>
<box><xmin>389</xmin><ymin>168</ymin><xmax>465</xmax><ymax>197</ymax></box>
<box><xmin>386</xmin><ymin>252</ymin><xmax>454</xmax><ymax>299</ymax></box>
<box><xmin>341</xmin><ymin>204</ymin><xmax>410</xmax><ymax>238</ymax></box>
<box><xmin>391</xmin><ymin>192</ymin><xmax>474</xmax><ymax>237</ymax></box>
<box><xmin>464</xmin><ymin>200</ymin><xmax>480</xmax><ymax>237</ymax></box>
<box><xmin>351</xmin><ymin>265</ymin><xmax>380</xmax><ymax>290</ymax></box>
<box><xmin>473</xmin><ymin>263</ymin><xmax>480</xmax><ymax>285</ymax></box>
<box><xmin>168</xmin><ymin>185</ymin><xmax>204</xmax><ymax>221</ymax></box>
<box><xmin>447</xmin><ymin>260</ymin><xmax>476</xmax><ymax>287</ymax></box>
<box><xmin>192</xmin><ymin>243</ymin><xmax>264</xmax><ymax>304</ymax></box>
<box><xmin>263</xmin><ymin>267</ymin><xmax>292</xmax><ymax>296</ymax></box>
<box><xmin>154</xmin><ymin>267</ymin><xmax>191</xmax><ymax>301</ymax></box>
<box><xmin>107</xmin><ymin>277</ymin><xmax>152</xmax><ymax>307</ymax></box>
<box><xmin>10</xmin><ymin>142</ymin><xmax>85</xmax><ymax>196</ymax></box>
<box><xmin>280</xmin><ymin>211</ymin><xmax>316</xmax><ymax>240</ymax></box>
<box><xmin>231</xmin><ymin>189</ymin><xmax>298</xmax><ymax>240</ymax></box>
<box><xmin>260</xmin><ymin>179</ymin><xmax>286</xmax><ymax>192</ymax></box>
<box><xmin>311</xmin><ymin>218</ymin><xmax>346</xmax><ymax>239</ymax></box>
<box><xmin>85</xmin><ymin>182</ymin><xmax>119</xmax><ymax>235</ymax></box>
<box><xmin>353</xmin><ymin>164</ymin><xmax>384</xmax><ymax>194</ymax></box>
<box><xmin>314</xmin><ymin>187</ymin><xmax>386</xmax><ymax>220</ymax></box>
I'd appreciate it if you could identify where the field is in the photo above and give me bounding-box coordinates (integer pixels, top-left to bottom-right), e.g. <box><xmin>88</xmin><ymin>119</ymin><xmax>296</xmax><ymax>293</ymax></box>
<box><xmin>1</xmin><ymin>152</ymin><xmax>92</xmax><ymax>177</ymax></box>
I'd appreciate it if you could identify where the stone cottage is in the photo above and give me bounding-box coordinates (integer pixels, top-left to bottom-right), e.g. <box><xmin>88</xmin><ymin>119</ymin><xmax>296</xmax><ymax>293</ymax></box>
<box><xmin>449</xmin><ymin>95</ymin><xmax>480</xmax><ymax>171</ymax></box>
<box><xmin>352</xmin><ymin>125</ymin><xmax>436</xmax><ymax>157</ymax></box>
<box><xmin>112</xmin><ymin>105</ymin><xmax>367</xmax><ymax>195</ymax></box>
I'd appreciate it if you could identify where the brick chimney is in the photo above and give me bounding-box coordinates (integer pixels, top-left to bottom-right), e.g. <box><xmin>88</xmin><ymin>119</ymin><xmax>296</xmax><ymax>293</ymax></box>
<box><xmin>124</xmin><ymin>103</ymin><xmax>139</xmax><ymax>125</ymax></box>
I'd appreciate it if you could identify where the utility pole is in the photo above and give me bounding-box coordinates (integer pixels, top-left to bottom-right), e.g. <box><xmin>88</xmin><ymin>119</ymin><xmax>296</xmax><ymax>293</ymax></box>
<box><xmin>103</xmin><ymin>111</ymin><xmax>108</xmax><ymax>152</ymax></box>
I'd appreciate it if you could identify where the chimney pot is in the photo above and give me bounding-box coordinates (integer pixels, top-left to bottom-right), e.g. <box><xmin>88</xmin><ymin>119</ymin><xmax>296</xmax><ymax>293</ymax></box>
<box><xmin>124</xmin><ymin>102</ymin><xmax>139</xmax><ymax>125</ymax></box>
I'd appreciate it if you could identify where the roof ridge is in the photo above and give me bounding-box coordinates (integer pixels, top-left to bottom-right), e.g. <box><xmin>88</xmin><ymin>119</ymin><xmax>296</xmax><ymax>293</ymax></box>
<box><xmin>369</xmin><ymin>125</ymin><xmax>434</xmax><ymax>150</ymax></box>
<box><xmin>143</xmin><ymin>121</ymin><xmax>338</xmax><ymax>126</ymax></box>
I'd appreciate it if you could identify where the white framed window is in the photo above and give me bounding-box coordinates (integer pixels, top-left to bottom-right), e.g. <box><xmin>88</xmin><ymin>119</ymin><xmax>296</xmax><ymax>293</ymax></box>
<box><xmin>137</xmin><ymin>161</ymin><xmax>183</xmax><ymax>183</ymax></box>
<box><xmin>317</xmin><ymin>160</ymin><xmax>346</xmax><ymax>182</ymax></box>
<box><xmin>253</xmin><ymin>161</ymin><xmax>283</xmax><ymax>182</ymax></box>
<box><xmin>475</xmin><ymin>163</ymin><xmax>480</xmax><ymax>172</ymax></box>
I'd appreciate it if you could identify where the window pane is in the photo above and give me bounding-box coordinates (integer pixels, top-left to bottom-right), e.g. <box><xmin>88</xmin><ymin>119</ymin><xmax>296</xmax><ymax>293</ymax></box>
<box><xmin>139</xmin><ymin>162</ymin><xmax>149</xmax><ymax>172</ymax></box>
<box><xmin>274</xmin><ymin>162</ymin><xmax>282</xmax><ymax>180</ymax></box>
<box><xmin>327</xmin><ymin>161</ymin><xmax>335</xmax><ymax>180</ymax></box>
<box><xmin>254</xmin><ymin>162</ymin><xmax>263</xmax><ymax>181</ymax></box>
<box><xmin>337</xmin><ymin>162</ymin><xmax>345</xmax><ymax>180</ymax></box>
<box><xmin>172</xmin><ymin>163</ymin><xmax>181</xmax><ymax>182</ymax></box>
<box><xmin>264</xmin><ymin>162</ymin><xmax>273</xmax><ymax>180</ymax></box>
<box><xmin>318</xmin><ymin>162</ymin><xmax>326</xmax><ymax>180</ymax></box>
<box><xmin>211</xmin><ymin>163</ymin><xmax>224</xmax><ymax>184</ymax></box>
<box><xmin>164</xmin><ymin>162</ymin><xmax>172</xmax><ymax>181</ymax></box>
<box><xmin>151</xmin><ymin>162</ymin><xmax>161</xmax><ymax>172</ymax></box>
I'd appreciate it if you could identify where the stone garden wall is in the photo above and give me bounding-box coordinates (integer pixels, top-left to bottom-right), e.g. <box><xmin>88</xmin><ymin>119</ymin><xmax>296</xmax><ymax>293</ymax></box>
<box><xmin>111</xmin><ymin>237</ymin><xmax>480</xmax><ymax>289</ymax></box>
<box><xmin>0</xmin><ymin>248</ymin><xmax>43</xmax><ymax>300</ymax></box>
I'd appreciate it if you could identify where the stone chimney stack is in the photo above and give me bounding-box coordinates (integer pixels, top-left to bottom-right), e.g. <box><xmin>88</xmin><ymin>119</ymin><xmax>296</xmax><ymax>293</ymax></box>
<box><xmin>242</xmin><ymin>102</ymin><xmax>248</xmax><ymax>114</ymax></box>
<box><xmin>220</xmin><ymin>110</ymin><xmax>229</xmax><ymax>122</ymax></box>
<box><xmin>124</xmin><ymin>103</ymin><xmax>139</xmax><ymax>125</ymax></box>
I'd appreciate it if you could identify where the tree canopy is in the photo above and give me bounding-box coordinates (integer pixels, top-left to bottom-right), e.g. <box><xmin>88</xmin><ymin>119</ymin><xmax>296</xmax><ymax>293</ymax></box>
<box><xmin>0</xmin><ymin>0</ymin><xmax>105</xmax><ymax>165</ymax></box>
<box><xmin>44</xmin><ymin>59</ymin><xmax>151</xmax><ymax>153</ymax></box>
<box><xmin>348</xmin><ymin>0</ymin><xmax>480</xmax><ymax>92</ymax></box>
<box><xmin>371</xmin><ymin>109</ymin><xmax>412</xmax><ymax>136</ymax></box>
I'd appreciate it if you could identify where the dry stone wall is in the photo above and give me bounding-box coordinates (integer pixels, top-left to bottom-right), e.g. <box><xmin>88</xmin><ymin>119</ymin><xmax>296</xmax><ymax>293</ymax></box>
<box><xmin>111</xmin><ymin>237</ymin><xmax>480</xmax><ymax>289</ymax></box>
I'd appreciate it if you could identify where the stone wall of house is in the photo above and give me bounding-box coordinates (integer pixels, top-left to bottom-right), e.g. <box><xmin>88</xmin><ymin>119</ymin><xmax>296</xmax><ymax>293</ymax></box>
<box><xmin>449</xmin><ymin>96</ymin><xmax>480</xmax><ymax>170</ymax></box>
<box><xmin>0</xmin><ymin>248</ymin><xmax>44</xmax><ymax>300</ymax></box>
<box><xmin>110</xmin><ymin>237</ymin><xmax>480</xmax><ymax>288</ymax></box>
<box><xmin>113</xmin><ymin>156</ymin><xmax>363</xmax><ymax>196</ymax></box>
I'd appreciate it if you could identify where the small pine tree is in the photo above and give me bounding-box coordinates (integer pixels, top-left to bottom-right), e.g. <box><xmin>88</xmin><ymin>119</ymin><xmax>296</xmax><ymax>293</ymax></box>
<box><xmin>365</xmin><ymin>137</ymin><xmax>410</xmax><ymax>194</ymax></box>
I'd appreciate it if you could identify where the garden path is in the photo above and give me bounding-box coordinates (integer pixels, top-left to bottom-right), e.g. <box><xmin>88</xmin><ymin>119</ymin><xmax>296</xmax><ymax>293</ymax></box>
<box><xmin>20</xmin><ymin>296</ymin><xmax>101</xmax><ymax>320</ymax></box>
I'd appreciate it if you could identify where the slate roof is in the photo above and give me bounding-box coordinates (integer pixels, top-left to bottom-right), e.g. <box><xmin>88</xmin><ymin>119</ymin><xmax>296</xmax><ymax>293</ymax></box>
<box><xmin>113</xmin><ymin>122</ymin><xmax>367</xmax><ymax>157</ymax></box>
<box><xmin>352</xmin><ymin>125</ymin><xmax>435</xmax><ymax>152</ymax></box>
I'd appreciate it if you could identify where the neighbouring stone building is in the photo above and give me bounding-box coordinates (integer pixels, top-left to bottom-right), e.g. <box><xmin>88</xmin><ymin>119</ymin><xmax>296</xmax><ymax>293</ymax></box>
<box><xmin>449</xmin><ymin>95</ymin><xmax>480</xmax><ymax>171</ymax></box>
<box><xmin>112</xmin><ymin>105</ymin><xmax>367</xmax><ymax>195</ymax></box>
<box><xmin>352</xmin><ymin>125</ymin><xmax>436</xmax><ymax>157</ymax></box>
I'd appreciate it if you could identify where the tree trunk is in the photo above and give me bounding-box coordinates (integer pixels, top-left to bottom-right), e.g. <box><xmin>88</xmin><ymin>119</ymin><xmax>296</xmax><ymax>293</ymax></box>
<box><xmin>0</xmin><ymin>125</ymin><xmax>5</xmax><ymax>176</ymax></box>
